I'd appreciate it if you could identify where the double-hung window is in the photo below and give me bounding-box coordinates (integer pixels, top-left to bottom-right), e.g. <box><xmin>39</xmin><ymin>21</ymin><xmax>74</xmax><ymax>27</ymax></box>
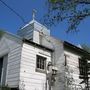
<box><xmin>36</xmin><ymin>55</ymin><xmax>46</xmax><ymax>73</ymax></box>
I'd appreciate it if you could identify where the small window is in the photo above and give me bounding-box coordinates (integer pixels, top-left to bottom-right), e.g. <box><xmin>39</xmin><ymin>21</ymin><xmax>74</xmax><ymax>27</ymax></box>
<box><xmin>64</xmin><ymin>54</ymin><xmax>67</xmax><ymax>66</ymax></box>
<box><xmin>79</xmin><ymin>58</ymin><xmax>88</xmax><ymax>79</ymax></box>
<box><xmin>36</xmin><ymin>55</ymin><xmax>46</xmax><ymax>73</ymax></box>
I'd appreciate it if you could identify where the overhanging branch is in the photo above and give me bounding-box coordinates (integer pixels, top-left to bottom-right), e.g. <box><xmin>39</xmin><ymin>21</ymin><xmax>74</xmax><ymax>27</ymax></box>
<box><xmin>75</xmin><ymin>0</ymin><xmax>90</xmax><ymax>4</ymax></box>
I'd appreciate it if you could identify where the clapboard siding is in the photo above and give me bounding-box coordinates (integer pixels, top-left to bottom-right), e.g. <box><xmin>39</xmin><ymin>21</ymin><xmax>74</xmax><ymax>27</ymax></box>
<box><xmin>8</xmin><ymin>55</ymin><xmax>21</xmax><ymax>63</ymax></box>
<box><xmin>0</xmin><ymin>35</ymin><xmax>22</xmax><ymax>87</ymax></box>
<box><xmin>20</xmin><ymin>43</ymin><xmax>51</xmax><ymax>90</ymax></box>
<box><xmin>64</xmin><ymin>50</ymin><xmax>83</xmax><ymax>85</ymax></box>
<box><xmin>20</xmin><ymin>72</ymin><xmax>46</xmax><ymax>80</ymax></box>
<box><xmin>18</xmin><ymin>25</ymin><xmax>34</xmax><ymax>40</ymax></box>
<box><xmin>8</xmin><ymin>69</ymin><xmax>20</xmax><ymax>75</ymax></box>
<box><xmin>0</xmin><ymin>37</ymin><xmax>10</xmax><ymax>57</ymax></box>
<box><xmin>7</xmin><ymin>82</ymin><xmax>19</xmax><ymax>87</ymax></box>
<box><xmin>7</xmin><ymin>45</ymin><xmax>21</xmax><ymax>87</ymax></box>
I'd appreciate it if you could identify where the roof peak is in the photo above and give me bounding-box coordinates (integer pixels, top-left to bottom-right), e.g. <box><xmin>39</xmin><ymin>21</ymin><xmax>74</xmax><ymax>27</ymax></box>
<box><xmin>21</xmin><ymin>19</ymin><xmax>48</xmax><ymax>30</ymax></box>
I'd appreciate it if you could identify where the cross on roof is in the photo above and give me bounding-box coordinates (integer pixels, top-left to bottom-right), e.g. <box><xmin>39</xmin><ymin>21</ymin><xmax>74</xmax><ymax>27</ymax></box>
<box><xmin>32</xmin><ymin>9</ymin><xmax>37</xmax><ymax>20</ymax></box>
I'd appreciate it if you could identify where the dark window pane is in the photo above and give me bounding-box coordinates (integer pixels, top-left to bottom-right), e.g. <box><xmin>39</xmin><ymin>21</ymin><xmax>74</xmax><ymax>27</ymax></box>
<box><xmin>36</xmin><ymin>55</ymin><xmax>46</xmax><ymax>70</ymax></box>
<box><xmin>0</xmin><ymin>57</ymin><xmax>3</xmax><ymax>82</ymax></box>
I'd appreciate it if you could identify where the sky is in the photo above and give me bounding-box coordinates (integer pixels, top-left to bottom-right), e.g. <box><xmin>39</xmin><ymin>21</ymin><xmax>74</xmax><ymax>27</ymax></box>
<box><xmin>0</xmin><ymin>0</ymin><xmax>90</xmax><ymax>46</ymax></box>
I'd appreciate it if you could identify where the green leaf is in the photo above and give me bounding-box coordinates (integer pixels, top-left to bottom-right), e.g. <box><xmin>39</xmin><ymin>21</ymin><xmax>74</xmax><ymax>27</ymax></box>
<box><xmin>82</xmin><ymin>44</ymin><xmax>90</xmax><ymax>53</ymax></box>
<box><xmin>50</xmin><ymin>0</ymin><xmax>57</xmax><ymax>3</ymax></box>
<box><xmin>49</xmin><ymin>0</ymin><xmax>64</xmax><ymax>3</ymax></box>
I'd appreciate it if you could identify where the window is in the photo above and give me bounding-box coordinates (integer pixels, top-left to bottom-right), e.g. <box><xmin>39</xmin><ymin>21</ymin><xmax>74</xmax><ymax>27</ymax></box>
<box><xmin>0</xmin><ymin>57</ymin><xmax>3</xmax><ymax>83</ymax></box>
<box><xmin>64</xmin><ymin>54</ymin><xmax>70</xmax><ymax>66</ymax></box>
<box><xmin>79</xmin><ymin>58</ymin><xmax>86</xmax><ymax>75</ymax></box>
<box><xmin>79</xmin><ymin>58</ymin><xmax>88</xmax><ymax>79</ymax></box>
<box><xmin>36</xmin><ymin>55</ymin><xmax>46</xmax><ymax>72</ymax></box>
<box><xmin>64</xmin><ymin>54</ymin><xmax>67</xmax><ymax>66</ymax></box>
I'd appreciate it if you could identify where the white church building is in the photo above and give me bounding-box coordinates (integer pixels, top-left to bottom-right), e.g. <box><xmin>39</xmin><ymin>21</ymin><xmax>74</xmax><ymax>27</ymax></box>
<box><xmin>0</xmin><ymin>18</ymin><xmax>90</xmax><ymax>90</ymax></box>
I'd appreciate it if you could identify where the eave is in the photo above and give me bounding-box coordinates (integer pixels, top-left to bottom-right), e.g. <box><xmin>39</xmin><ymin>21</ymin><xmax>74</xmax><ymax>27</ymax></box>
<box><xmin>64</xmin><ymin>41</ymin><xmax>90</xmax><ymax>60</ymax></box>
<box><xmin>23</xmin><ymin>39</ymin><xmax>54</xmax><ymax>52</ymax></box>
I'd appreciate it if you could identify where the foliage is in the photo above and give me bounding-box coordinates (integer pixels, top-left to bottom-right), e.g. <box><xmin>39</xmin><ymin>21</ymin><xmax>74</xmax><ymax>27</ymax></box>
<box><xmin>0</xmin><ymin>86</ymin><xmax>11</xmax><ymax>90</ymax></box>
<box><xmin>82</xmin><ymin>44</ymin><xmax>90</xmax><ymax>53</ymax></box>
<box><xmin>0</xmin><ymin>30</ymin><xmax>5</xmax><ymax>38</ymax></box>
<box><xmin>44</xmin><ymin>0</ymin><xmax>90</xmax><ymax>32</ymax></box>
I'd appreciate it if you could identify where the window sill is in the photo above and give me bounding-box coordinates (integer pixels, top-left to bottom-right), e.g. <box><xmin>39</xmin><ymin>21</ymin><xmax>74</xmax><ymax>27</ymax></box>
<box><xmin>36</xmin><ymin>68</ymin><xmax>46</xmax><ymax>74</ymax></box>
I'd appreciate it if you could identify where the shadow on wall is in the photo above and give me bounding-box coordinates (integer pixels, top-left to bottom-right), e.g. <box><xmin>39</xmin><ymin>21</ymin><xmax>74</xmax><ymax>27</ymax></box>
<box><xmin>0</xmin><ymin>87</ymin><xmax>19</xmax><ymax>90</ymax></box>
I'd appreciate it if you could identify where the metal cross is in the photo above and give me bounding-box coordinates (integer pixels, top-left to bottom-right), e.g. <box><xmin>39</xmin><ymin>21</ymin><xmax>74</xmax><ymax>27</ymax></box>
<box><xmin>32</xmin><ymin>9</ymin><xmax>37</xmax><ymax>20</ymax></box>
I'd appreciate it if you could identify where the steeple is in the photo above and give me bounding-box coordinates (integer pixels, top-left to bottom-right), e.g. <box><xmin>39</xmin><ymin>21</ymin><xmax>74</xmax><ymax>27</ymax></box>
<box><xmin>17</xmin><ymin>10</ymin><xmax>50</xmax><ymax>44</ymax></box>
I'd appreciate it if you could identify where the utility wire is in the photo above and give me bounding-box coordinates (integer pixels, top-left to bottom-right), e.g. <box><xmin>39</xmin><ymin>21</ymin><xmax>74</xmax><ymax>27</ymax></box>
<box><xmin>0</xmin><ymin>0</ymin><xmax>26</xmax><ymax>24</ymax></box>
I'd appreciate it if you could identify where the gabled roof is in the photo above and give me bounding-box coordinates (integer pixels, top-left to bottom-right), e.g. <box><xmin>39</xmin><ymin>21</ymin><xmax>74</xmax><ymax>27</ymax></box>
<box><xmin>64</xmin><ymin>41</ymin><xmax>90</xmax><ymax>59</ymax></box>
<box><xmin>21</xmin><ymin>19</ymin><xmax>48</xmax><ymax>30</ymax></box>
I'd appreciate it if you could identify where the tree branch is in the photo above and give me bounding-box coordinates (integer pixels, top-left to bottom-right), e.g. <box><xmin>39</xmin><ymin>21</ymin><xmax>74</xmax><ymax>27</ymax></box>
<box><xmin>75</xmin><ymin>0</ymin><xmax>90</xmax><ymax>4</ymax></box>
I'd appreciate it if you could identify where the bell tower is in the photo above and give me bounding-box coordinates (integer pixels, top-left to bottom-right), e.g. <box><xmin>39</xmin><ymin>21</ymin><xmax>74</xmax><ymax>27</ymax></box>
<box><xmin>17</xmin><ymin>10</ymin><xmax>50</xmax><ymax>44</ymax></box>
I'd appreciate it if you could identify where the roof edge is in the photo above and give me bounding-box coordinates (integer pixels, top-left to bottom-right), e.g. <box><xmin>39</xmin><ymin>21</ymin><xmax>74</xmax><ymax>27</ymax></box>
<box><xmin>64</xmin><ymin>41</ymin><xmax>90</xmax><ymax>58</ymax></box>
<box><xmin>23</xmin><ymin>39</ymin><xmax>54</xmax><ymax>52</ymax></box>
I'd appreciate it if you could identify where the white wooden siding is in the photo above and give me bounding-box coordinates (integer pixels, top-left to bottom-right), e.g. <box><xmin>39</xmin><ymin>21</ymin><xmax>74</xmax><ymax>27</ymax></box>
<box><xmin>64</xmin><ymin>50</ymin><xmax>85</xmax><ymax>88</ymax></box>
<box><xmin>0</xmin><ymin>36</ymin><xmax>22</xmax><ymax>87</ymax></box>
<box><xmin>20</xmin><ymin>43</ymin><xmax>51</xmax><ymax>90</ymax></box>
<box><xmin>7</xmin><ymin>44</ymin><xmax>22</xmax><ymax>87</ymax></box>
<box><xmin>18</xmin><ymin>24</ymin><xmax>33</xmax><ymax>40</ymax></box>
<box><xmin>0</xmin><ymin>37</ymin><xmax>10</xmax><ymax>57</ymax></box>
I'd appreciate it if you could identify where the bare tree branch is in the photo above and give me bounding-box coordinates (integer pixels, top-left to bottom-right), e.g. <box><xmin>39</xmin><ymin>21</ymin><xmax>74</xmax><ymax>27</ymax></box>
<box><xmin>43</xmin><ymin>0</ymin><xmax>90</xmax><ymax>32</ymax></box>
<box><xmin>76</xmin><ymin>0</ymin><xmax>90</xmax><ymax>4</ymax></box>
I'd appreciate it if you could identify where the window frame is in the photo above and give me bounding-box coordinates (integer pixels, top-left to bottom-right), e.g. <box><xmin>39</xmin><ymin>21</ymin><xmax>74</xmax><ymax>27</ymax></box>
<box><xmin>36</xmin><ymin>55</ymin><xmax>47</xmax><ymax>73</ymax></box>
